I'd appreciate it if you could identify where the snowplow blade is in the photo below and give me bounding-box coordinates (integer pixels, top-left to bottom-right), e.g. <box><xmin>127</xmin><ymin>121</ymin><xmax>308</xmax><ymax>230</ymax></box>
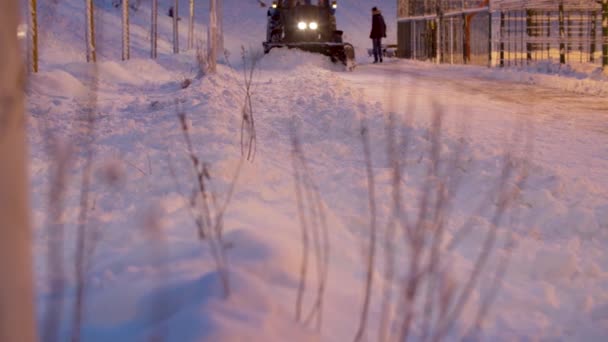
<box><xmin>264</xmin><ymin>42</ymin><xmax>355</xmax><ymax>67</ymax></box>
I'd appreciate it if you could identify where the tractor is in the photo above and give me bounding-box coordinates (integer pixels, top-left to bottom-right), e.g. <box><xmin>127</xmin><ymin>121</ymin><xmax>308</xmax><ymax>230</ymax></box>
<box><xmin>263</xmin><ymin>0</ymin><xmax>355</xmax><ymax>67</ymax></box>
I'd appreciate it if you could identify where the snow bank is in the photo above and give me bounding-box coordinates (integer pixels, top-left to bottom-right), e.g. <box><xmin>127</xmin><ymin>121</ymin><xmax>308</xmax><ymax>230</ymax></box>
<box><xmin>26</xmin><ymin>0</ymin><xmax>608</xmax><ymax>340</ymax></box>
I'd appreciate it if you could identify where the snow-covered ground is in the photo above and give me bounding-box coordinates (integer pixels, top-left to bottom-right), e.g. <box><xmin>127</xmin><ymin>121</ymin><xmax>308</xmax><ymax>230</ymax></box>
<box><xmin>25</xmin><ymin>0</ymin><xmax>608</xmax><ymax>341</ymax></box>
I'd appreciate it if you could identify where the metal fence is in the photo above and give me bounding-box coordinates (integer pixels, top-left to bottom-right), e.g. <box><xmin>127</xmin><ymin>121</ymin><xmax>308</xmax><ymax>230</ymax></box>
<box><xmin>397</xmin><ymin>0</ymin><xmax>608</xmax><ymax>69</ymax></box>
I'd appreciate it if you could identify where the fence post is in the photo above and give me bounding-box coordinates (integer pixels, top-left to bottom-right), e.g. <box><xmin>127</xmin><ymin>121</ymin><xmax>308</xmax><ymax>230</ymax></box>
<box><xmin>488</xmin><ymin>10</ymin><xmax>493</xmax><ymax>67</ymax></box>
<box><xmin>436</xmin><ymin>6</ymin><xmax>442</xmax><ymax>63</ymax></box>
<box><xmin>412</xmin><ymin>21</ymin><xmax>417</xmax><ymax>60</ymax></box>
<box><xmin>602</xmin><ymin>0</ymin><xmax>608</xmax><ymax>69</ymax></box>
<box><xmin>546</xmin><ymin>11</ymin><xmax>551</xmax><ymax>59</ymax></box>
<box><xmin>526</xmin><ymin>9</ymin><xmax>533</xmax><ymax>62</ymax></box>
<box><xmin>151</xmin><ymin>0</ymin><xmax>157</xmax><ymax>58</ymax></box>
<box><xmin>559</xmin><ymin>2</ymin><xmax>565</xmax><ymax>64</ymax></box>
<box><xmin>590</xmin><ymin>11</ymin><xmax>596</xmax><ymax>62</ymax></box>
<box><xmin>450</xmin><ymin>16</ymin><xmax>454</xmax><ymax>64</ymax></box>
<box><xmin>188</xmin><ymin>0</ymin><xmax>194</xmax><ymax>50</ymax></box>
<box><xmin>462</xmin><ymin>13</ymin><xmax>468</xmax><ymax>63</ymax></box>
<box><xmin>567</xmin><ymin>12</ymin><xmax>572</xmax><ymax>61</ymax></box>
<box><xmin>29</xmin><ymin>0</ymin><xmax>38</xmax><ymax>72</ymax></box>
<box><xmin>500</xmin><ymin>11</ymin><xmax>505</xmax><ymax>66</ymax></box>
<box><xmin>173</xmin><ymin>0</ymin><xmax>179</xmax><ymax>53</ymax></box>
<box><xmin>122</xmin><ymin>0</ymin><xmax>130</xmax><ymax>60</ymax></box>
<box><xmin>85</xmin><ymin>0</ymin><xmax>96</xmax><ymax>63</ymax></box>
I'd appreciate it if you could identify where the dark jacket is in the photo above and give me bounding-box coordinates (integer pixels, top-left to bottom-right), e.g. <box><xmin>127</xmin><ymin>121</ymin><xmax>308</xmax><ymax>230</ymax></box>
<box><xmin>369</xmin><ymin>10</ymin><xmax>386</xmax><ymax>39</ymax></box>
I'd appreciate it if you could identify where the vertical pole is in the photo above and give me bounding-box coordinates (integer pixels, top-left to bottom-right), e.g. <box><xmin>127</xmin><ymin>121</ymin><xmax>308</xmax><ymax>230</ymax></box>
<box><xmin>188</xmin><ymin>0</ymin><xmax>194</xmax><ymax>50</ymax></box>
<box><xmin>462</xmin><ymin>13</ymin><xmax>469</xmax><ymax>64</ymax></box>
<box><xmin>488</xmin><ymin>10</ymin><xmax>493</xmax><ymax>67</ymax></box>
<box><xmin>85</xmin><ymin>0</ymin><xmax>96</xmax><ymax>63</ymax></box>
<box><xmin>450</xmin><ymin>16</ymin><xmax>454</xmax><ymax>64</ymax></box>
<box><xmin>507</xmin><ymin>12</ymin><xmax>511</xmax><ymax>66</ymax></box>
<box><xmin>579</xmin><ymin>12</ymin><xmax>583</xmax><ymax>62</ymax></box>
<box><xmin>567</xmin><ymin>12</ymin><xmax>571</xmax><ymax>62</ymax></box>
<box><xmin>0</xmin><ymin>1</ymin><xmax>38</xmax><ymax>341</ymax></box>
<box><xmin>526</xmin><ymin>9</ymin><xmax>532</xmax><ymax>62</ymax></box>
<box><xmin>591</xmin><ymin>10</ymin><xmax>596</xmax><ymax>62</ymax></box>
<box><xmin>436</xmin><ymin>3</ymin><xmax>442</xmax><ymax>64</ymax></box>
<box><xmin>414</xmin><ymin>21</ymin><xmax>418</xmax><ymax>60</ymax></box>
<box><xmin>546</xmin><ymin>11</ymin><xmax>551</xmax><ymax>59</ymax></box>
<box><xmin>151</xmin><ymin>0</ymin><xmax>157</xmax><ymax>58</ymax></box>
<box><xmin>520</xmin><ymin>10</ymin><xmax>524</xmax><ymax>65</ymax></box>
<box><xmin>500</xmin><ymin>11</ymin><xmax>505</xmax><ymax>66</ymax></box>
<box><xmin>173</xmin><ymin>0</ymin><xmax>179</xmax><ymax>53</ymax></box>
<box><xmin>436</xmin><ymin>17</ymin><xmax>441</xmax><ymax>63</ymax></box>
<box><xmin>29</xmin><ymin>0</ymin><xmax>38</xmax><ymax>72</ymax></box>
<box><xmin>559</xmin><ymin>2</ymin><xmax>565</xmax><ymax>64</ymax></box>
<box><xmin>217</xmin><ymin>0</ymin><xmax>224</xmax><ymax>55</ymax></box>
<box><xmin>208</xmin><ymin>0</ymin><xmax>218</xmax><ymax>71</ymax></box>
<box><xmin>122</xmin><ymin>0</ymin><xmax>130</xmax><ymax>60</ymax></box>
<box><xmin>532</xmin><ymin>11</ymin><xmax>543</xmax><ymax>61</ymax></box>
<box><xmin>602</xmin><ymin>0</ymin><xmax>608</xmax><ymax>69</ymax></box>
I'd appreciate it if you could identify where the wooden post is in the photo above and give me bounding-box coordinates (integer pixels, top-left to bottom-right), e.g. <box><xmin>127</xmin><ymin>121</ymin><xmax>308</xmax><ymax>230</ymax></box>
<box><xmin>412</xmin><ymin>21</ymin><xmax>417</xmax><ymax>60</ymax></box>
<box><xmin>85</xmin><ymin>0</ymin><xmax>96</xmax><ymax>63</ymax></box>
<box><xmin>602</xmin><ymin>0</ymin><xmax>608</xmax><ymax>69</ymax></box>
<box><xmin>217</xmin><ymin>0</ymin><xmax>224</xmax><ymax>55</ymax></box>
<box><xmin>436</xmin><ymin>18</ymin><xmax>441</xmax><ymax>63</ymax></box>
<box><xmin>173</xmin><ymin>0</ymin><xmax>179</xmax><ymax>53</ymax></box>
<box><xmin>29</xmin><ymin>0</ymin><xmax>38</xmax><ymax>72</ymax></box>
<box><xmin>567</xmin><ymin>12</ymin><xmax>572</xmax><ymax>61</ymax></box>
<box><xmin>522</xmin><ymin>10</ymin><xmax>532</xmax><ymax>63</ymax></box>
<box><xmin>208</xmin><ymin>0</ymin><xmax>218</xmax><ymax>71</ymax></box>
<box><xmin>436</xmin><ymin>3</ymin><xmax>442</xmax><ymax>63</ymax></box>
<box><xmin>122</xmin><ymin>0</ymin><xmax>130</xmax><ymax>60</ymax></box>
<box><xmin>0</xmin><ymin>1</ymin><xmax>38</xmax><ymax>341</ymax></box>
<box><xmin>151</xmin><ymin>0</ymin><xmax>157</xmax><ymax>58</ymax></box>
<box><xmin>579</xmin><ymin>12</ymin><xmax>583</xmax><ymax>62</ymax></box>
<box><xmin>519</xmin><ymin>10</ymin><xmax>524</xmax><ymax>65</ymax></box>
<box><xmin>559</xmin><ymin>2</ymin><xmax>565</xmax><ymax>64</ymax></box>
<box><xmin>546</xmin><ymin>11</ymin><xmax>551</xmax><ymax>59</ymax></box>
<box><xmin>450</xmin><ymin>16</ymin><xmax>454</xmax><ymax>64</ymax></box>
<box><xmin>188</xmin><ymin>0</ymin><xmax>194</xmax><ymax>50</ymax></box>
<box><xmin>488</xmin><ymin>10</ymin><xmax>493</xmax><ymax>67</ymax></box>
<box><xmin>590</xmin><ymin>11</ymin><xmax>596</xmax><ymax>62</ymax></box>
<box><xmin>462</xmin><ymin>13</ymin><xmax>468</xmax><ymax>63</ymax></box>
<box><xmin>500</xmin><ymin>11</ymin><xmax>505</xmax><ymax>67</ymax></box>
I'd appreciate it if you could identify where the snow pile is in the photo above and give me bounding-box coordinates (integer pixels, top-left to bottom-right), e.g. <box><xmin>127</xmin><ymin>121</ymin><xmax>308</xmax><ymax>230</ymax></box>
<box><xmin>259</xmin><ymin>48</ymin><xmax>343</xmax><ymax>72</ymax></box>
<box><xmin>24</xmin><ymin>0</ymin><xmax>608</xmax><ymax>341</ymax></box>
<box><xmin>491</xmin><ymin>60</ymin><xmax>608</xmax><ymax>96</ymax></box>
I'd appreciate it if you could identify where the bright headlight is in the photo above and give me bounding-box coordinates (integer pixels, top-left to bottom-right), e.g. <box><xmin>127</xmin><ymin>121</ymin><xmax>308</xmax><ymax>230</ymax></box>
<box><xmin>309</xmin><ymin>22</ymin><xmax>318</xmax><ymax>30</ymax></box>
<box><xmin>297</xmin><ymin>21</ymin><xmax>307</xmax><ymax>30</ymax></box>
<box><xmin>17</xmin><ymin>23</ymin><xmax>27</xmax><ymax>39</ymax></box>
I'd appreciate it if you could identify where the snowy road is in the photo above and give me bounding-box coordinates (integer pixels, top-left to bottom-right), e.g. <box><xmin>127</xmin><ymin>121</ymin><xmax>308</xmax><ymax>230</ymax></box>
<box><xmin>342</xmin><ymin>61</ymin><xmax>608</xmax><ymax>196</ymax></box>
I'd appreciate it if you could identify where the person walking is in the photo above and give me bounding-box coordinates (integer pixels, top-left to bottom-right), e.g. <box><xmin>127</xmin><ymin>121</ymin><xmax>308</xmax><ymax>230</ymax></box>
<box><xmin>369</xmin><ymin>6</ymin><xmax>386</xmax><ymax>63</ymax></box>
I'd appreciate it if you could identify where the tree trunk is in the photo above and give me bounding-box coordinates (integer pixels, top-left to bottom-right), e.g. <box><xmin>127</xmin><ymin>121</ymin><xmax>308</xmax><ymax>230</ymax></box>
<box><xmin>0</xmin><ymin>1</ymin><xmax>38</xmax><ymax>341</ymax></box>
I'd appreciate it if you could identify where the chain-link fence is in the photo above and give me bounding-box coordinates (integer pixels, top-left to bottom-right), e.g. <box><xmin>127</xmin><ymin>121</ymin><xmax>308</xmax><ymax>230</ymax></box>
<box><xmin>397</xmin><ymin>0</ymin><xmax>608</xmax><ymax>69</ymax></box>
